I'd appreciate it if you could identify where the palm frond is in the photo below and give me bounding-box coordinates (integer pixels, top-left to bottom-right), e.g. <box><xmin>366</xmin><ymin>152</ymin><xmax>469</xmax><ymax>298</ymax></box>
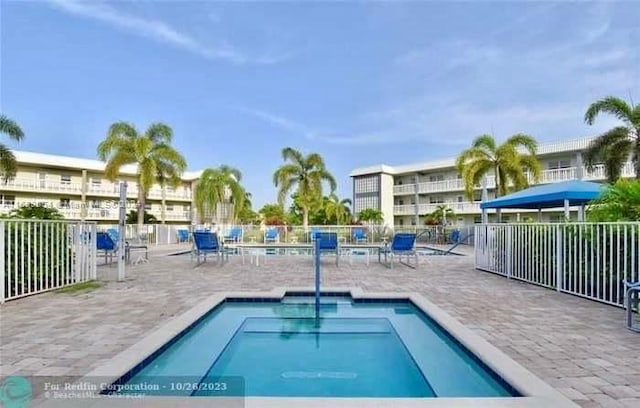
<box><xmin>281</xmin><ymin>147</ymin><xmax>305</xmax><ymax>166</ymax></box>
<box><xmin>584</xmin><ymin>96</ymin><xmax>634</xmax><ymax>125</ymax></box>
<box><xmin>471</xmin><ymin>134</ymin><xmax>497</xmax><ymax>152</ymax></box>
<box><xmin>504</xmin><ymin>133</ymin><xmax>538</xmax><ymax>155</ymax></box>
<box><xmin>0</xmin><ymin>115</ymin><xmax>24</xmax><ymax>141</ymax></box>
<box><xmin>0</xmin><ymin>143</ymin><xmax>18</xmax><ymax>182</ymax></box>
<box><xmin>145</xmin><ymin>123</ymin><xmax>173</xmax><ymax>144</ymax></box>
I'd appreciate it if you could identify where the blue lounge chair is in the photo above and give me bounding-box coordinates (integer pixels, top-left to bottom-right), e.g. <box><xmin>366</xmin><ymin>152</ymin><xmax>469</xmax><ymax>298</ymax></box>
<box><xmin>192</xmin><ymin>231</ymin><xmax>226</xmax><ymax>265</ymax></box>
<box><xmin>264</xmin><ymin>228</ymin><xmax>279</xmax><ymax>243</ymax></box>
<box><xmin>309</xmin><ymin>228</ymin><xmax>321</xmax><ymax>242</ymax></box>
<box><xmin>315</xmin><ymin>232</ymin><xmax>340</xmax><ymax>266</ymax></box>
<box><xmin>224</xmin><ymin>227</ymin><xmax>243</xmax><ymax>243</ymax></box>
<box><xmin>177</xmin><ymin>229</ymin><xmax>189</xmax><ymax>243</ymax></box>
<box><xmin>96</xmin><ymin>231</ymin><xmax>117</xmax><ymax>264</ymax></box>
<box><xmin>353</xmin><ymin>228</ymin><xmax>367</xmax><ymax>243</ymax></box>
<box><xmin>426</xmin><ymin>232</ymin><xmax>473</xmax><ymax>256</ymax></box>
<box><xmin>380</xmin><ymin>233</ymin><xmax>417</xmax><ymax>268</ymax></box>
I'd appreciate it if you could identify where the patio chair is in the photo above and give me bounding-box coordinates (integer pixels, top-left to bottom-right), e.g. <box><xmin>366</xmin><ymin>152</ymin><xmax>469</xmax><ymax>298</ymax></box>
<box><xmin>96</xmin><ymin>231</ymin><xmax>117</xmax><ymax>265</ymax></box>
<box><xmin>177</xmin><ymin>229</ymin><xmax>189</xmax><ymax>243</ymax></box>
<box><xmin>264</xmin><ymin>228</ymin><xmax>279</xmax><ymax>243</ymax></box>
<box><xmin>427</xmin><ymin>232</ymin><xmax>473</xmax><ymax>256</ymax></box>
<box><xmin>192</xmin><ymin>231</ymin><xmax>226</xmax><ymax>266</ymax></box>
<box><xmin>315</xmin><ymin>232</ymin><xmax>340</xmax><ymax>266</ymax></box>
<box><xmin>625</xmin><ymin>281</ymin><xmax>640</xmax><ymax>332</ymax></box>
<box><xmin>379</xmin><ymin>233</ymin><xmax>417</xmax><ymax>269</ymax></box>
<box><xmin>224</xmin><ymin>227</ymin><xmax>243</xmax><ymax>243</ymax></box>
<box><xmin>309</xmin><ymin>228</ymin><xmax>321</xmax><ymax>242</ymax></box>
<box><xmin>353</xmin><ymin>228</ymin><xmax>367</xmax><ymax>243</ymax></box>
<box><xmin>105</xmin><ymin>228</ymin><xmax>148</xmax><ymax>263</ymax></box>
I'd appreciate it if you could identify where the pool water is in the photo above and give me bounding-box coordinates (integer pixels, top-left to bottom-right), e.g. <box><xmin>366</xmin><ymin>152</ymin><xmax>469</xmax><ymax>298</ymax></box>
<box><xmin>115</xmin><ymin>295</ymin><xmax>518</xmax><ymax>398</ymax></box>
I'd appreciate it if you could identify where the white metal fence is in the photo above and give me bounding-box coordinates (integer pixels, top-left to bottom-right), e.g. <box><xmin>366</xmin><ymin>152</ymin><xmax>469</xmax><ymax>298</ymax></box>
<box><xmin>1</xmin><ymin>220</ymin><xmax>97</xmax><ymax>303</ymax></box>
<box><xmin>475</xmin><ymin>223</ymin><xmax>640</xmax><ymax>307</ymax></box>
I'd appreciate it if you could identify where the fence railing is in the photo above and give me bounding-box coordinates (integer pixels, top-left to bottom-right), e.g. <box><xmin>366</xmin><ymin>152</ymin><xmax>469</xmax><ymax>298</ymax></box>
<box><xmin>475</xmin><ymin>223</ymin><xmax>640</xmax><ymax>307</ymax></box>
<box><xmin>1</xmin><ymin>220</ymin><xmax>97</xmax><ymax>303</ymax></box>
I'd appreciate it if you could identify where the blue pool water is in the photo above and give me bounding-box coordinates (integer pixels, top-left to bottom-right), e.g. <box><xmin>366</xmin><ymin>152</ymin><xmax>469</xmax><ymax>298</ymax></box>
<box><xmin>114</xmin><ymin>295</ymin><xmax>518</xmax><ymax>398</ymax></box>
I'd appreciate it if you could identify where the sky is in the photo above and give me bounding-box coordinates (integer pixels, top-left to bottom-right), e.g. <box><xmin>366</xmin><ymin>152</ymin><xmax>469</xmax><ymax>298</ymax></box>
<box><xmin>1</xmin><ymin>0</ymin><xmax>639</xmax><ymax>208</ymax></box>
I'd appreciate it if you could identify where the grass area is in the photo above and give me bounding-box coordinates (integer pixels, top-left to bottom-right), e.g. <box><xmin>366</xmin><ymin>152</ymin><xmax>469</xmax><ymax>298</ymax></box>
<box><xmin>55</xmin><ymin>280</ymin><xmax>102</xmax><ymax>294</ymax></box>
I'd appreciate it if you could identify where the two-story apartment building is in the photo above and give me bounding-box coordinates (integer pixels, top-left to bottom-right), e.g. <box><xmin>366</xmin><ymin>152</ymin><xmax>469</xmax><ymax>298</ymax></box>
<box><xmin>0</xmin><ymin>151</ymin><xmax>202</xmax><ymax>223</ymax></box>
<box><xmin>350</xmin><ymin>137</ymin><xmax>635</xmax><ymax>227</ymax></box>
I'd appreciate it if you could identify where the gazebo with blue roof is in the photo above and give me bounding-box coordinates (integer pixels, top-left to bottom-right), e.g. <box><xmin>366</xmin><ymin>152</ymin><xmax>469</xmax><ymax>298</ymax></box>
<box><xmin>480</xmin><ymin>180</ymin><xmax>605</xmax><ymax>222</ymax></box>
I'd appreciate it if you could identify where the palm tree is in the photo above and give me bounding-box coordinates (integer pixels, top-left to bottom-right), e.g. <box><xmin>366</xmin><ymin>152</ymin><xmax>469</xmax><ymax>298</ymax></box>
<box><xmin>194</xmin><ymin>165</ymin><xmax>246</xmax><ymax>223</ymax></box>
<box><xmin>357</xmin><ymin>208</ymin><xmax>383</xmax><ymax>223</ymax></box>
<box><xmin>584</xmin><ymin>96</ymin><xmax>640</xmax><ymax>183</ymax></box>
<box><xmin>0</xmin><ymin>114</ymin><xmax>25</xmax><ymax>182</ymax></box>
<box><xmin>456</xmin><ymin>134</ymin><xmax>542</xmax><ymax>199</ymax></box>
<box><xmin>156</xmin><ymin>161</ymin><xmax>184</xmax><ymax>224</ymax></box>
<box><xmin>324</xmin><ymin>194</ymin><xmax>352</xmax><ymax>225</ymax></box>
<box><xmin>428</xmin><ymin>204</ymin><xmax>455</xmax><ymax>226</ymax></box>
<box><xmin>273</xmin><ymin>147</ymin><xmax>337</xmax><ymax>230</ymax></box>
<box><xmin>97</xmin><ymin>122</ymin><xmax>186</xmax><ymax>229</ymax></box>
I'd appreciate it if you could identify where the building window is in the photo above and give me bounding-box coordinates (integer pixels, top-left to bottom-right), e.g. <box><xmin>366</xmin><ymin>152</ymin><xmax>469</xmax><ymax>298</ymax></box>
<box><xmin>548</xmin><ymin>160</ymin><xmax>571</xmax><ymax>170</ymax></box>
<box><xmin>144</xmin><ymin>203</ymin><xmax>152</xmax><ymax>211</ymax></box>
<box><xmin>429</xmin><ymin>175</ymin><xmax>444</xmax><ymax>182</ymax></box>
<box><xmin>398</xmin><ymin>199</ymin><xmax>404</xmax><ymax>205</ymax></box>
<box><xmin>474</xmin><ymin>216</ymin><xmax>482</xmax><ymax>224</ymax></box>
<box><xmin>166</xmin><ymin>204</ymin><xmax>174</xmax><ymax>212</ymax></box>
<box><xmin>91</xmin><ymin>177</ymin><xmax>101</xmax><ymax>186</ymax></box>
<box><xmin>0</xmin><ymin>195</ymin><xmax>15</xmax><ymax>206</ymax></box>
<box><xmin>60</xmin><ymin>198</ymin><xmax>70</xmax><ymax>208</ymax></box>
<box><xmin>398</xmin><ymin>219</ymin><xmax>404</xmax><ymax>226</ymax></box>
<box><xmin>429</xmin><ymin>196</ymin><xmax>444</xmax><ymax>204</ymax></box>
<box><xmin>457</xmin><ymin>196</ymin><xmax>463</xmax><ymax>202</ymax></box>
<box><xmin>60</xmin><ymin>175</ymin><xmax>72</xmax><ymax>185</ymax></box>
<box><xmin>354</xmin><ymin>175</ymin><xmax>379</xmax><ymax>194</ymax></box>
<box><xmin>90</xmin><ymin>200</ymin><xmax>101</xmax><ymax>209</ymax></box>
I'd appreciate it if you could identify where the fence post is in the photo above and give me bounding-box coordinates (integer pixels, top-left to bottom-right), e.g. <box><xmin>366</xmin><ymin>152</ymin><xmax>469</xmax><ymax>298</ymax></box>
<box><xmin>0</xmin><ymin>221</ymin><xmax>5</xmax><ymax>304</ymax></box>
<box><xmin>91</xmin><ymin>223</ymin><xmax>97</xmax><ymax>280</ymax></box>
<box><xmin>506</xmin><ymin>225</ymin><xmax>512</xmax><ymax>279</ymax></box>
<box><xmin>555</xmin><ymin>224</ymin><xmax>563</xmax><ymax>292</ymax></box>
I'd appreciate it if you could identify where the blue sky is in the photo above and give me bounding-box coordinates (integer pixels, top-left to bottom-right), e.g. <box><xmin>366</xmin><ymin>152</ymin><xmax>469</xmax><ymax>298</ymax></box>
<box><xmin>1</xmin><ymin>1</ymin><xmax>639</xmax><ymax>208</ymax></box>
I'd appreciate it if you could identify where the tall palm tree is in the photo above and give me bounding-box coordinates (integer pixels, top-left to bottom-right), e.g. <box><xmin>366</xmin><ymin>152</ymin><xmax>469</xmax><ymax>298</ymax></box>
<box><xmin>156</xmin><ymin>161</ymin><xmax>185</xmax><ymax>224</ymax></box>
<box><xmin>0</xmin><ymin>114</ymin><xmax>25</xmax><ymax>182</ymax></box>
<box><xmin>97</xmin><ymin>122</ymin><xmax>186</xmax><ymax>229</ymax></box>
<box><xmin>456</xmin><ymin>134</ymin><xmax>542</xmax><ymax>199</ymax></box>
<box><xmin>194</xmin><ymin>165</ymin><xmax>246</xmax><ymax>223</ymax></box>
<box><xmin>584</xmin><ymin>96</ymin><xmax>640</xmax><ymax>183</ymax></box>
<box><xmin>273</xmin><ymin>147</ymin><xmax>337</xmax><ymax>229</ymax></box>
<box><xmin>325</xmin><ymin>194</ymin><xmax>352</xmax><ymax>225</ymax></box>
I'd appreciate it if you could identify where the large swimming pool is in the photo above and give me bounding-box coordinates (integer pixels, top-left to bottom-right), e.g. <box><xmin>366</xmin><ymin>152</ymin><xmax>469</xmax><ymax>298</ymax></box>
<box><xmin>110</xmin><ymin>294</ymin><xmax>518</xmax><ymax>398</ymax></box>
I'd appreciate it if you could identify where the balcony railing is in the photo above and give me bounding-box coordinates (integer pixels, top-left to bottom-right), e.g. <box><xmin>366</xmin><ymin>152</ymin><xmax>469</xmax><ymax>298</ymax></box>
<box><xmin>3</xmin><ymin>177</ymin><xmax>191</xmax><ymax>201</ymax></box>
<box><xmin>392</xmin><ymin>162</ymin><xmax>635</xmax><ymax>196</ymax></box>
<box><xmin>393</xmin><ymin>202</ymin><xmax>482</xmax><ymax>215</ymax></box>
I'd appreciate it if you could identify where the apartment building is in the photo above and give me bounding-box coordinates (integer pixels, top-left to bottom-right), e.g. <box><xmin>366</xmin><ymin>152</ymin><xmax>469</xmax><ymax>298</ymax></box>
<box><xmin>0</xmin><ymin>151</ymin><xmax>200</xmax><ymax>223</ymax></box>
<box><xmin>350</xmin><ymin>137</ymin><xmax>636</xmax><ymax>227</ymax></box>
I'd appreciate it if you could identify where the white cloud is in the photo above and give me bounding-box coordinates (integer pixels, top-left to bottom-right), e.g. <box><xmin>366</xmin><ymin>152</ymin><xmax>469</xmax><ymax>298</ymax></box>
<box><xmin>47</xmin><ymin>0</ymin><xmax>286</xmax><ymax>64</ymax></box>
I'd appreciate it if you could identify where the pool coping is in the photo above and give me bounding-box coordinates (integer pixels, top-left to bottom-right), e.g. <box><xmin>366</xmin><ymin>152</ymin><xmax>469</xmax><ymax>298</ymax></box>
<box><xmin>35</xmin><ymin>287</ymin><xmax>578</xmax><ymax>407</ymax></box>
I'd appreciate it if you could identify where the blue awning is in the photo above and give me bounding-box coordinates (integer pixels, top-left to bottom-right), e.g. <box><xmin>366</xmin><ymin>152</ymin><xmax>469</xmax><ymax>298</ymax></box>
<box><xmin>480</xmin><ymin>180</ymin><xmax>605</xmax><ymax>210</ymax></box>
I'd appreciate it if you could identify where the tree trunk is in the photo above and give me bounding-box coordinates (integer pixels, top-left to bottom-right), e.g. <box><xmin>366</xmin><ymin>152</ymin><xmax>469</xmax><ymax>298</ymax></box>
<box><xmin>635</xmin><ymin>135</ymin><xmax>640</xmax><ymax>179</ymax></box>
<box><xmin>137</xmin><ymin>188</ymin><xmax>145</xmax><ymax>233</ymax></box>
<box><xmin>303</xmin><ymin>207</ymin><xmax>309</xmax><ymax>231</ymax></box>
<box><xmin>161</xmin><ymin>185</ymin><xmax>166</xmax><ymax>224</ymax></box>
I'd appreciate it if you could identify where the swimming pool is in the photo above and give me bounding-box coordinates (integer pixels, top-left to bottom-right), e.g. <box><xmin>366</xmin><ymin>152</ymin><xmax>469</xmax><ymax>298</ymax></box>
<box><xmin>110</xmin><ymin>293</ymin><xmax>516</xmax><ymax>398</ymax></box>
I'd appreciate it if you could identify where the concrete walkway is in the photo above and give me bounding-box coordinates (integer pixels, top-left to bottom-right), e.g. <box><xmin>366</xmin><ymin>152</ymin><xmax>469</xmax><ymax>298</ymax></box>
<box><xmin>0</xmin><ymin>247</ymin><xmax>638</xmax><ymax>407</ymax></box>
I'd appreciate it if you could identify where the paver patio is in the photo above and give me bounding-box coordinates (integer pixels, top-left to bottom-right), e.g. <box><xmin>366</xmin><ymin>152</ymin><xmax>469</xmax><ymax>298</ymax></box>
<box><xmin>0</xmin><ymin>245</ymin><xmax>638</xmax><ymax>407</ymax></box>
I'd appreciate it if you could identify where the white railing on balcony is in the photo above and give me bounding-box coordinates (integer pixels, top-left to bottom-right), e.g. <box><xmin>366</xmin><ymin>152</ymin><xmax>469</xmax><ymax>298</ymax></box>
<box><xmin>475</xmin><ymin>223</ymin><xmax>640</xmax><ymax>308</ymax></box>
<box><xmin>393</xmin><ymin>162</ymin><xmax>635</xmax><ymax>197</ymax></box>
<box><xmin>3</xmin><ymin>177</ymin><xmax>83</xmax><ymax>193</ymax></box>
<box><xmin>392</xmin><ymin>184</ymin><xmax>415</xmax><ymax>195</ymax></box>
<box><xmin>1</xmin><ymin>220</ymin><xmax>97</xmax><ymax>303</ymax></box>
<box><xmin>394</xmin><ymin>202</ymin><xmax>482</xmax><ymax>215</ymax></box>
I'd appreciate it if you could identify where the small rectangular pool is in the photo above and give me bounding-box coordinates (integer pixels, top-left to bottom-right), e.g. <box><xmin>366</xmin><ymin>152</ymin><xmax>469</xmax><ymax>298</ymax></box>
<box><xmin>110</xmin><ymin>294</ymin><xmax>518</xmax><ymax>398</ymax></box>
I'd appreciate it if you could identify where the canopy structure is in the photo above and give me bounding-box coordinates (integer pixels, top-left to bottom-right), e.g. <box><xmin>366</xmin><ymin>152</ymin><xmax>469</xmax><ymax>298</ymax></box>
<box><xmin>480</xmin><ymin>180</ymin><xmax>605</xmax><ymax>221</ymax></box>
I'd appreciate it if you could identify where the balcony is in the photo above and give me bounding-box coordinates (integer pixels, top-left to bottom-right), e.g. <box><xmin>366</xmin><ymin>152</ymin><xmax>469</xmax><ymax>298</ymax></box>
<box><xmin>86</xmin><ymin>184</ymin><xmax>191</xmax><ymax>201</ymax></box>
<box><xmin>393</xmin><ymin>202</ymin><xmax>482</xmax><ymax>216</ymax></box>
<box><xmin>2</xmin><ymin>177</ymin><xmax>83</xmax><ymax>194</ymax></box>
<box><xmin>392</xmin><ymin>162</ymin><xmax>635</xmax><ymax>196</ymax></box>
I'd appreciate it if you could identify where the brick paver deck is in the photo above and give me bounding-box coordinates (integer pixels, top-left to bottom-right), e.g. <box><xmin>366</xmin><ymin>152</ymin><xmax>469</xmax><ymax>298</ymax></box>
<box><xmin>1</xmin><ymin>246</ymin><xmax>638</xmax><ymax>407</ymax></box>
